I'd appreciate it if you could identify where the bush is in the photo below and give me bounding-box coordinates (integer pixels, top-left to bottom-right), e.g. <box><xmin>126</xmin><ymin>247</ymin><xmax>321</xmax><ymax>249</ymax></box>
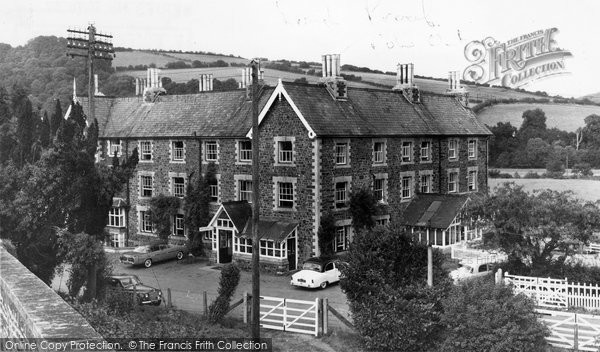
<box><xmin>341</xmin><ymin>227</ymin><xmax>451</xmax><ymax>351</ymax></box>
<box><xmin>318</xmin><ymin>212</ymin><xmax>336</xmax><ymax>256</ymax></box>
<box><xmin>208</xmin><ymin>264</ymin><xmax>241</xmax><ymax>323</ymax></box>
<box><xmin>488</xmin><ymin>169</ymin><xmax>500</xmax><ymax>178</ymax></box>
<box><xmin>439</xmin><ymin>277</ymin><xmax>548</xmax><ymax>351</ymax></box>
<box><xmin>523</xmin><ymin>171</ymin><xmax>541</xmax><ymax>178</ymax></box>
<box><xmin>573</xmin><ymin>163</ymin><xmax>593</xmax><ymax>177</ymax></box>
<box><xmin>104</xmin><ymin>288</ymin><xmax>136</xmax><ymax>314</ymax></box>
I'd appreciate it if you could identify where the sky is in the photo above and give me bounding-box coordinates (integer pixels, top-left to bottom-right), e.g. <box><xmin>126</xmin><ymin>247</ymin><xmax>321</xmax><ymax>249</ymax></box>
<box><xmin>1</xmin><ymin>0</ymin><xmax>599</xmax><ymax>98</ymax></box>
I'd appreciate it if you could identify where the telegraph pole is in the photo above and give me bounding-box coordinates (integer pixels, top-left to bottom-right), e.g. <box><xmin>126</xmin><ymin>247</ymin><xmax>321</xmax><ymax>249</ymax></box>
<box><xmin>67</xmin><ymin>24</ymin><xmax>115</xmax><ymax>124</ymax></box>
<box><xmin>66</xmin><ymin>24</ymin><xmax>114</xmax><ymax>301</ymax></box>
<box><xmin>250</xmin><ymin>60</ymin><xmax>260</xmax><ymax>338</ymax></box>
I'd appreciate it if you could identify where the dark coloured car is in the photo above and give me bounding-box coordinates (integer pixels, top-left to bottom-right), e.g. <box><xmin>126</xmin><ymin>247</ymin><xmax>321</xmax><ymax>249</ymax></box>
<box><xmin>106</xmin><ymin>274</ymin><xmax>162</xmax><ymax>305</ymax></box>
<box><xmin>119</xmin><ymin>242</ymin><xmax>187</xmax><ymax>268</ymax></box>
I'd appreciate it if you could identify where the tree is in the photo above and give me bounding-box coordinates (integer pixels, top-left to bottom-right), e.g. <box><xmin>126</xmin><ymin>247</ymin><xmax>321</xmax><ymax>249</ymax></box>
<box><xmin>317</xmin><ymin>212</ymin><xmax>336</xmax><ymax>256</ymax></box>
<box><xmin>340</xmin><ymin>226</ymin><xmax>450</xmax><ymax>351</ymax></box>
<box><xmin>467</xmin><ymin>183</ymin><xmax>600</xmax><ymax>271</ymax></box>
<box><xmin>349</xmin><ymin>187</ymin><xmax>378</xmax><ymax>231</ymax></box>
<box><xmin>519</xmin><ymin>108</ymin><xmax>547</xmax><ymax>142</ymax></box>
<box><xmin>525</xmin><ymin>138</ymin><xmax>550</xmax><ymax>168</ymax></box>
<box><xmin>49</xmin><ymin>99</ymin><xmax>63</xmax><ymax>139</ymax></box>
<box><xmin>149</xmin><ymin>195</ymin><xmax>182</xmax><ymax>242</ymax></box>
<box><xmin>582</xmin><ymin>114</ymin><xmax>600</xmax><ymax>149</ymax></box>
<box><xmin>439</xmin><ymin>277</ymin><xmax>548</xmax><ymax>351</ymax></box>
<box><xmin>184</xmin><ymin>171</ymin><xmax>211</xmax><ymax>255</ymax></box>
<box><xmin>208</xmin><ymin>264</ymin><xmax>241</xmax><ymax>323</ymax></box>
<box><xmin>14</xmin><ymin>87</ymin><xmax>36</xmax><ymax>167</ymax></box>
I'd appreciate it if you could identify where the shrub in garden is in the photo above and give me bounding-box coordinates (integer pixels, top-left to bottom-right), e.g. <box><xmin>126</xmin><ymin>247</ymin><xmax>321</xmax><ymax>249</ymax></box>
<box><xmin>208</xmin><ymin>264</ymin><xmax>241</xmax><ymax>323</ymax></box>
<box><xmin>340</xmin><ymin>226</ymin><xmax>451</xmax><ymax>351</ymax></box>
<box><xmin>439</xmin><ymin>277</ymin><xmax>548</xmax><ymax>352</ymax></box>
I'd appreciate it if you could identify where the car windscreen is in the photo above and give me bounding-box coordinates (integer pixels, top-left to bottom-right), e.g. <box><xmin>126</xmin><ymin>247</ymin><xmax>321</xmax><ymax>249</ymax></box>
<box><xmin>119</xmin><ymin>276</ymin><xmax>142</xmax><ymax>286</ymax></box>
<box><xmin>302</xmin><ymin>262</ymin><xmax>322</xmax><ymax>272</ymax></box>
<box><xmin>132</xmin><ymin>246</ymin><xmax>150</xmax><ymax>253</ymax></box>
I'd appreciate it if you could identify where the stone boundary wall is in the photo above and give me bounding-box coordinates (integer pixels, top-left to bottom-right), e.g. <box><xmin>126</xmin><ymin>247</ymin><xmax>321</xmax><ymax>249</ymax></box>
<box><xmin>0</xmin><ymin>243</ymin><xmax>103</xmax><ymax>340</ymax></box>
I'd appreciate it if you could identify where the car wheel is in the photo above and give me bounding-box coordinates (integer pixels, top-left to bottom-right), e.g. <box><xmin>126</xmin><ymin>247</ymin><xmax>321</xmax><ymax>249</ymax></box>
<box><xmin>320</xmin><ymin>281</ymin><xmax>328</xmax><ymax>289</ymax></box>
<box><xmin>176</xmin><ymin>251</ymin><xmax>184</xmax><ymax>260</ymax></box>
<box><xmin>144</xmin><ymin>259</ymin><xmax>152</xmax><ymax>268</ymax></box>
<box><xmin>153</xmin><ymin>300</ymin><xmax>162</xmax><ymax>306</ymax></box>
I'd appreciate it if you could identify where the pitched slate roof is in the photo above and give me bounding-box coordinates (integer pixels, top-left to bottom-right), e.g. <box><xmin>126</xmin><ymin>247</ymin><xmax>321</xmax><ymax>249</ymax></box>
<box><xmin>221</xmin><ymin>201</ymin><xmax>252</xmax><ymax>231</ymax></box>
<box><xmin>90</xmin><ymin>81</ymin><xmax>491</xmax><ymax>139</ymax></box>
<box><xmin>281</xmin><ymin>83</ymin><xmax>492</xmax><ymax>136</ymax></box>
<box><xmin>86</xmin><ymin>89</ymin><xmax>273</xmax><ymax>139</ymax></box>
<box><xmin>400</xmin><ymin>194</ymin><xmax>470</xmax><ymax>229</ymax></box>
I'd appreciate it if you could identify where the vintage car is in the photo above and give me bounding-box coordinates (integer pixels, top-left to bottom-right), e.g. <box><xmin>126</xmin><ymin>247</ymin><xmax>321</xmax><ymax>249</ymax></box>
<box><xmin>450</xmin><ymin>260</ymin><xmax>494</xmax><ymax>282</ymax></box>
<box><xmin>119</xmin><ymin>242</ymin><xmax>187</xmax><ymax>268</ymax></box>
<box><xmin>290</xmin><ymin>257</ymin><xmax>343</xmax><ymax>289</ymax></box>
<box><xmin>106</xmin><ymin>274</ymin><xmax>162</xmax><ymax>305</ymax></box>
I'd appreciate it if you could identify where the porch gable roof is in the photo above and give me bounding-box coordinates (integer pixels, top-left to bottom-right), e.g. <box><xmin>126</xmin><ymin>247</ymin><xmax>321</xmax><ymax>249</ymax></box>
<box><xmin>240</xmin><ymin>218</ymin><xmax>298</xmax><ymax>243</ymax></box>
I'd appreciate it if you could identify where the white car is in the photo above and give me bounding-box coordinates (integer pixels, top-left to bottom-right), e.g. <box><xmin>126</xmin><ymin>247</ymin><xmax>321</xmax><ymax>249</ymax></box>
<box><xmin>450</xmin><ymin>260</ymin><xmax>494</xmax><ymax>282</ymax></box>
<box><xmin>291</xmin><ymin>257</ymin><xmax>342</xmax><ymax>289</ymax></box>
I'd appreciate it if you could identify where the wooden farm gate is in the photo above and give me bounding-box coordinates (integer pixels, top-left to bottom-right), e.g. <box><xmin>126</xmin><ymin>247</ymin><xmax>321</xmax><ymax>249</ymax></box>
<box><xmin>537</xmin><ymin>309</ymin><xmax>600</xmax><ymax>351</ymax></box>
<box><xmin>504</xmin><ymin>274</ymin><xmax>568</xmax><ymax>308</ymax></box>
<box><xmin>259</xmin><ymin>296</ymin><xmax>319</xmax><ymax>336</ymax></box>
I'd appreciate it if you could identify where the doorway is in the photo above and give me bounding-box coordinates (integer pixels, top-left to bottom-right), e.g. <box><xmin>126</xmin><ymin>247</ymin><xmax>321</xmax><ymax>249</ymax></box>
<box><xmin>218</xmin><ymin>229</ymin><xmax>232</xmax><ymax>263</ymax></box>
<box><xmin>287</xmin><ymin>236</ymin><xmax>296</xmax><ymax>270</ymax></box>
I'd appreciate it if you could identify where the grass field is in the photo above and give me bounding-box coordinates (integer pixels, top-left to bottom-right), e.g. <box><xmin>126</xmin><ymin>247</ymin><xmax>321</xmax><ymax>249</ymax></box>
<box><xmin>488</xmin><ymin>178</ymin><xmax>600</xmax><ymax>202</ymax></box>
<box><xmin>117</xmin><ymin>66</ymin><xmax>378</xmax><ymax>88</ymax></box>
<box><xmin>476</xmin><ymin>103</ymin><xmax>600</xmax><ymax>132</ymax></box>
<box><xmin>113</xmin><ymin>51</ymin><xmax>248</xmax><ymax>68</ymax></box>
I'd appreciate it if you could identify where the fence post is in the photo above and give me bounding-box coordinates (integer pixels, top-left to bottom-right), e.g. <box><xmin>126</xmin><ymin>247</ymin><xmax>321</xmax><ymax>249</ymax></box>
<box><xmin>323</xmin><ymin>298</ymin><xmax>329</xmax><ymax>336</ymax></box>
<box><xmin>133</xmin><ymin>285</ymin><xmax>138</xmax><ymax>309</ymax></box>
<box><xmin>574</xmin><ymin>313</ymin><xmax>579</xmax><ymax>351</ymax></box>
<box><xmin>167</xmin><ymin>288</ymin><xmax>172</xmax><ymax>308</ymax></box>
<box><xmin>317</xmin><ymin>298</ymin><xmax>322</xmax><ymax>337</ymax></box>
<box><xmin>203</xmin><ymin>291</ymin><xmax>208</xmax><ymax>317</ymax></box>
<box><xmin>243</xmin><ymin>291</ymin><xmax>248</xmax><ymax>324</ymax></box>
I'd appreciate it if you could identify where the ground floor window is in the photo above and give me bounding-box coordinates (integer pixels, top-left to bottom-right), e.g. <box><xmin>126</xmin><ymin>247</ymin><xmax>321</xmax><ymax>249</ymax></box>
<box><xmin>234</xmin><ymin>237</ymin><xmax>253</xmax><ymax>254</ymax></box>
<box><xmin>110</xmin><ymin>232</ymin><xmax>125</xmax><ymax>248</ymax></box>
<box><xmin>173</xmin><ymin>214</ymin><xmax>185</xmax><ymax>236</ymax></box>
<box><xmin>334</xmin><ymin>226</ymin><xmax>350</xmax><ymax>252</ymax></box>
<box><xmin>139</xmin><ymin>211</ymin><xmax>153</xmax><ymax>233</ymax></box>
<box><xmin>259</xmin><ymin>239</ymin><xmax>286</xmax><ymax>258</ymax></box>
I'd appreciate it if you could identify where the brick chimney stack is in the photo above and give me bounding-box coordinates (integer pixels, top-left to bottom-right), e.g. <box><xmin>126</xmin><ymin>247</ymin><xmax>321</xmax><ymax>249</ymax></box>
<box><xmin>393</xmin><ymin>63</ymin><xmax>420</xmax><ymax>104</ymax></box>
<box><xmin>446</xmin><ymin>71</ymin><xmax>469</xmax><ymax>107</ymax></box>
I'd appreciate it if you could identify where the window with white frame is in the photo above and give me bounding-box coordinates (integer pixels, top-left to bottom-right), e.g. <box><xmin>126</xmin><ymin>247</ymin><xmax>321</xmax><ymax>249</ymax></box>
<box><xmin>401</xmin><ymin>141</ymin><xmax>413</xmax><ymax>163</ymax></box>
<box><xmin>373</xmin><ymin>175</ymin><xmax>387</xmax><ymax>203</ymax></box>
<box><xmin>421</xmin><ymin>141</ymin><xmax>431</xmax><ymax>162</ymax></box>
<box><xmin>173</xmin><ymin>214</ymin><xmax>185</xmax><ymax>236</ymax></box>
<box><xmin>468</xmin><ymin>139</ymin><xmax>478</xmax><ymax>159</ymax></box>
<box><xmin>420</xmin><ymin>173</ymin><xmax>432</xmax><ymax>194</ymax></box>
<box><xmin>209</xmin><ymin>179</ymin><xmax>219</xmax><ymax>202</ymax></box>
<box><xmin>278</xmin><ymin>141</ymin><xmax>293</xmax><ymax>164</ymax></box>
<box><xmin>172</xmin><ymin>141</ymin><xmax>185</xmax><ymax>162</ymax></box>
<box><xmin>468</xmin><ymin>169</ymin><xmax>478</xmax><ymax>191</ymax></box>
<box><xmin>401</xmin><ymin>175</ymin><xmax>413</xmax><ymax>200</ymax></box>
<box><xmin>335</xmin><ymin>181</ymin><xmax>349</xmax><ymax>208</ymax></box>
<box><xmin>239</xmin><ymin>179</ymin><xmax>252</xmax><ymax>203</ymax></box>
<box><xmin>205</xmin><ymin>141</ymin><xmax>218</xmax><ymax>162</ymax></box>
<box><xmin>448</xmin><ymin>171</ymin><xmax>459</xmax><ymax>193</ymax></box>
<box><xmin>259</xmin><ymin>239</ymin><xmax>285</xmax><ymax>258</ymax></box>
<box><xmin>139</xmin><ymin>141</ymin><xmax>152</xmax><ymax>161</ymax></box>
<box><xmin>110</xmin><ymin>232</ymin><xmax>125</xmax><ymax>248</ymax></box>
<box><xmin>374</xmin><ymin>215</ymin><xmax>390</xmax><ymax>227</ymax></box>
<box><xmin>238</xmin><ymin>140</ymin><xmax>252</xmax><ymax>162</ymax></box>
<box><xmin>140</xmin><ymin>175</ymin><xmax>153</xmax><ymax>197</ymax></box>
<box><xmin>335</xmin><ymin>142</ymin><xmax>349</xmax><ymax>165</ymax></box>
<box><xmin>234</xmin><ymin>237</ymin><xmax>253</xmax><ymax>254</ymax></box>
<box><xmin>139</xmin><ymin>211</ymin><xmax>153</xmax><ymax>233</ymax></box>
<box><xmin>278</xmin><ymin>182</ymin><xmax>294</xmax><ymax>208</ymax></box>
<box><xmin>373</xmin><ymin>141</ymin><xmax>385</xmax><ymax>164</ymax></box>
<box><xmin>108</xmin><ymin>207</ymin><xmax>124</xmax><ymax>227</ymax></box>
<box><xmin>108</xmin><ymin>139</ymin><xmax>122</xmax><ymax>157</ymax></box>
<box><xmin>173</xmin><ymin>177</ymin><xmax>185</xmax><ymax>198</ymax></box>
<box><xmin>334</xmin><ymin>226</ymin><xmax>349</xmax><ymax>252</ymax></box>
<box><xmin>448</xmin><ymin>139</ymin><xmax>458</xmax><ymax>160</ymax></box>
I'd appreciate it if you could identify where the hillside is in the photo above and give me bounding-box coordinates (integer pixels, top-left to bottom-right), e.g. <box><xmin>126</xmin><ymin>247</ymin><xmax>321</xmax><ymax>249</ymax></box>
<box><xmin>113</xmin><ymin>50</ymin><xmax>247</xmax><ymax>68</ymax></box>
<box><xmin>476</xmin><ymin>103</ymin><xmax>600</xmax><ymax>131</ymax></box>
<box><xmin>581</xmin><ymin>92</ymin><xmax>600</xmax><ymax>104</ymax></box>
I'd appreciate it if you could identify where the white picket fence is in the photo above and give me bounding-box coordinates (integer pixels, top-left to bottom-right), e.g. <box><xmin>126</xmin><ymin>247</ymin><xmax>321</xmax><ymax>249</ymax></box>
<box><xmin>504</xmin><ymin>272</ymin><xmax>600</xmax><ymax>310</ymax></box>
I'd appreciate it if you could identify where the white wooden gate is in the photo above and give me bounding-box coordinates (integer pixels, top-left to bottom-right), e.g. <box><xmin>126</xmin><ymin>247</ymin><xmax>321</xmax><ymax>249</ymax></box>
<box><xmin>537</xmin><ymin>309</ymin><xmax>600</xmax><ymax>351</ymax></box>
<box><xmin>259</xmin><ymin>296</ymin><xmax>319</xmax><ymax>336</ymax></box>
<box><xmin>505</xmin><ymin>274</ymin><xmax>568</xmax><ymax>308</ymax></box>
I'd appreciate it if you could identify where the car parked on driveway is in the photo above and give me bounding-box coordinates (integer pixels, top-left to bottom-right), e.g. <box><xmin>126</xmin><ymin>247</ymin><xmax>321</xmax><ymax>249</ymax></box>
<box><xmin>106</xmin><ymin>274</ymin><xmax>162</xmax><ymax>305</ymax></box>
<box><xmin>120</xmin><ymin>242</ymin><xmax>187</xmax><ymax>268</ymax></box>
<box><xmin>290</xmin><ymin>257</ymin><xmax>343</xmax><ymax>289</ymax></box>
<box><xmin>450</xmin><ymin>260</ymin><xmax>494</xmax><ymax>283</ymax></box>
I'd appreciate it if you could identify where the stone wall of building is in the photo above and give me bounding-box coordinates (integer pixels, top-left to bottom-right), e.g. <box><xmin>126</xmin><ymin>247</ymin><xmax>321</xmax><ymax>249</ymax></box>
<box><xmin>0</xmin><ymin>243</ymin><xmax>104</xmax><ymax>341</ymax></box>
